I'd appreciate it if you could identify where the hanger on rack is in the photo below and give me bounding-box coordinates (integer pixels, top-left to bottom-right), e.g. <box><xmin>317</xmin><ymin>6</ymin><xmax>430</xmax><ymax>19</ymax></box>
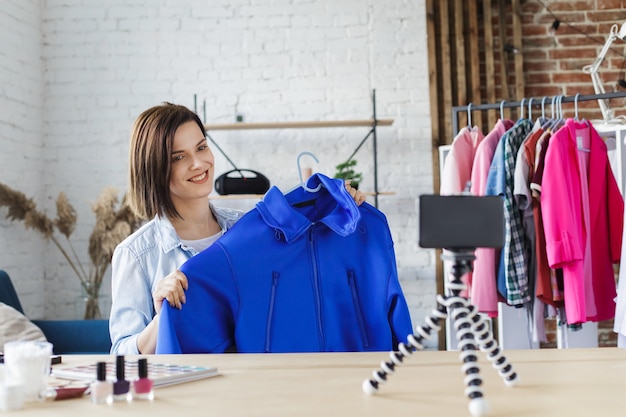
<box><xmin>542</xmin><ymin>96</ymin><xmax>556</xmax><ymax>130</ymax></box>
<box><xmin>555</xmin><ymin>95</ymin><xmax>565</xmax><ymax>130</ymax></box>
<box><xmin>541</xmin><ymin>96</ymin><xmax>548</xmax><ymax>119</ymax></box>
<box><xmin>467</xmin><ymin>103</ymin><xmax>473</xmax><ymax>128</ymax></box>
<box><xmin>539</xmin><ymin>96</ymin><xmax>549</xmax><ymax>127</ymax></box>
<box><xmin>540</xmin><ymin>96</ymin><xmax>553</xmax><ymax>131</ymax></box>
<box><xmin>545</xmin><ymin>95</ymin><xmax>563</xmax><ymax>132</ymax></box>
<box><xmin>573</xmin><ymin>93</ymin><xmax>591</xmax><ymax>127</ymax></box>
<box><xmin>571</xmin><ymin>93</ymin><xmax>591</xmax><ymax>152</ymax></box>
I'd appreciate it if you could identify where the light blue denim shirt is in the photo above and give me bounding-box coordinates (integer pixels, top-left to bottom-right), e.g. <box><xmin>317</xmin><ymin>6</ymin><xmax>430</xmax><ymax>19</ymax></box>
<box><xmin>109</xmin><ymin>203</ymin><xmax>245</xmax><ymax>355</ymax></box>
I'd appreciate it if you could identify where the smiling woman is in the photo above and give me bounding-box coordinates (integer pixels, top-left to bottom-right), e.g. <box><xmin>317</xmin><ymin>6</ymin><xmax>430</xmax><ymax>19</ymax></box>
<box><xmin>109</xmin><ymin>103</ymin><xmax>247</xmax><ymax>355</ymax></box>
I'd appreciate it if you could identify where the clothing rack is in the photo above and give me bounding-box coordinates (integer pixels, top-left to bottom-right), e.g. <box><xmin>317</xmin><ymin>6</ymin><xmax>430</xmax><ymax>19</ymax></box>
<box><xmin>451</xmin><ymin>91</ymin><xmax>626</xmax><ymax>136</ymax></box>
<box><xmin>445</xmin><ymin>90</ymin><xmax>626</xmax><ymax>350</ymax></box>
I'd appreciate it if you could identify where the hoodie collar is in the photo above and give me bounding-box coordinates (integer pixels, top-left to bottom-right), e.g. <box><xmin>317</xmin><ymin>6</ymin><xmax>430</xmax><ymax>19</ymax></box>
<box><xmin>255</xmin><ymin>173</ymin><xmax>361</xmax><ymax>243</ymax></box>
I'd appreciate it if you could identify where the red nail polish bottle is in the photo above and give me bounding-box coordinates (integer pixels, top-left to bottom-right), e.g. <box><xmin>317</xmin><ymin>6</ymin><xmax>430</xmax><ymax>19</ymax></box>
<box><xmin>132</xmin><ymin>358</ymin><xmax>154</xmax><ymax>400</ymax></box>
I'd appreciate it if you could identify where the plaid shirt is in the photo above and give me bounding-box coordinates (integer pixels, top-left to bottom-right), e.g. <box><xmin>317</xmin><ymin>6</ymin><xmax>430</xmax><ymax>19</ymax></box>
<box><xmin>503</xmin><ymin>119</ymin><xmax>533</xmax><ymax>305</ymax></box>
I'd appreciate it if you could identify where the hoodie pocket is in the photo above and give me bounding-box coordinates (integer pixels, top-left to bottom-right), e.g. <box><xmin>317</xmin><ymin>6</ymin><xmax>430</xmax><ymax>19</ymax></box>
<box><xmin>348</xmin><ymin>269</ymin><xmax>369</xmax><ymax>348</ymax></box>
<box><xmin>265</xmin><ymin>271</ymin><xmax>280</xmax><ymax>352</ymax></box>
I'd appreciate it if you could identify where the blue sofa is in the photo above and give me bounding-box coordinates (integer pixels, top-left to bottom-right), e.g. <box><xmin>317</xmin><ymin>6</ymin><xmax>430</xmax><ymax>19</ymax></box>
<box><xmin>0</xmin><ymin>269</ymin><xmax>111</xmax><ymax>354</ymax></box>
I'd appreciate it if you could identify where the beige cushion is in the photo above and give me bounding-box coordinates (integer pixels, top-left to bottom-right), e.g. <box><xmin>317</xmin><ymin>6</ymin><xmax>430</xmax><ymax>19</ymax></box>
<box><xmin>0</xmin><ymin>302</ymin><xmax>47</xmax><ymax>348</ymax></box>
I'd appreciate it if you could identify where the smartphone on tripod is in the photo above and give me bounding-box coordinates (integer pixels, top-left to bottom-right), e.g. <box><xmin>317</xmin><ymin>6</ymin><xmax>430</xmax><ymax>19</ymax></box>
<box><xmin>418</xmin><ymin>194</ymin><xmax>505</xmax><ymax>250</ymax></box>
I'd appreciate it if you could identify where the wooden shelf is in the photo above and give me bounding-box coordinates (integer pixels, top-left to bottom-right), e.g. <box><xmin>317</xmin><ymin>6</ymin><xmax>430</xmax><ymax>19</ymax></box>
<box><xmin>209</xmin><ymin>194</ymin><xmax>264</xmax><ymax>200</ymax></box>
<box><xmin>208</xmin><ymin>191</ymin><xmax>395</xmax><ymax>200</ymax></box>
<box><xmin>204</xmin><ymin>119</ymin><xmax>393</xmax><ymax>131</ymax></box>
<box><xmin>363</xmin><ymin>191</ymin><xmax>395</xmax><ymax>196</ymax></box>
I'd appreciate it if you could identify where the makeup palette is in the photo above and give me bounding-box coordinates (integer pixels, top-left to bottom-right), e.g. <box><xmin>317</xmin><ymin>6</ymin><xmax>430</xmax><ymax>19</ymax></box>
<box><xmin>52</xmin><ymin>360</ymin><xmax>219</xmax><ymax>387</ymax></box>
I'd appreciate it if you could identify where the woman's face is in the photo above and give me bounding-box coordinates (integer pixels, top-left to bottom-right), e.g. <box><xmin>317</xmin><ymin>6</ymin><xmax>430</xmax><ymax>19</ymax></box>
<box><xmin>169</xmin><ymin>121</ymin><xmax>215</xmax><ymax>206</ymax></box>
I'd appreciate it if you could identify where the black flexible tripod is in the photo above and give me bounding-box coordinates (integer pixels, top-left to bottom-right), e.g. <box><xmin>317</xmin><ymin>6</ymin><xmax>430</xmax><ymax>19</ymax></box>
<box><xmin>362</xmin><ymin>248</ymin><xmax>519</xmax><ymax>417</ymax></box>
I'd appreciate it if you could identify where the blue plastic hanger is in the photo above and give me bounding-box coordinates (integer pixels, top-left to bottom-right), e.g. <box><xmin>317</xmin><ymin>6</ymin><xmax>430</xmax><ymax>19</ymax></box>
<box><xmin>296</xmin><ymin>151</ymin><xmax>322</xmax><ymax>193</ymax></box>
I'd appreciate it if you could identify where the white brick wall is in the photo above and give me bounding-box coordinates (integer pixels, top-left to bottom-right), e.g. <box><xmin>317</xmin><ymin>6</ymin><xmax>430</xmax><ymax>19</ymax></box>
<box><xmin>0</xmin><ymin>0</ymin><xmax>47</xmax><ymax>317</ymax></box>
<box><xmin>1</xmin><ymin>0</ymin><xmax>438</xmax><ymax>348</ymax></box>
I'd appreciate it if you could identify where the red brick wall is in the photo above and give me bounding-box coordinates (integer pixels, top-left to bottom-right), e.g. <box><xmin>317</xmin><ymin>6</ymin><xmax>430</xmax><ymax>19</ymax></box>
<box><xmin>520</xmin><ymin>0</ymin><xmax>626</xmax><ymax>121</ymax></box>
<box><xmin>520</xmin><ymin>0</ymin><xmax>624</xmax><ymax>347</ymax></box>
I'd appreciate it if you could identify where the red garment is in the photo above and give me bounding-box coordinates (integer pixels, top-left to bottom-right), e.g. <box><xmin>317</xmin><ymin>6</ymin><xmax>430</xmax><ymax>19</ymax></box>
<box><xmin>529</xmin><ymin>132</ymin><xmax>563</xmax><ymax>307</ymax></box>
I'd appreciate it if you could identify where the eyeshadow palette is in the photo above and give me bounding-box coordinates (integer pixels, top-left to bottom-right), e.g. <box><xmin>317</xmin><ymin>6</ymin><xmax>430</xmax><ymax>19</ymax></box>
<box><xmin>51</xmin><ymin>360</ymin><xmax>219</xmax><ymax>387</ymax></box>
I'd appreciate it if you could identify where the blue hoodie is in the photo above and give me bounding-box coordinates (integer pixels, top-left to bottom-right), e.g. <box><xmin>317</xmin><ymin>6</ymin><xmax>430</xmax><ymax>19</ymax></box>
<box><xmin>156</xmin><ymin>173</ymin><xmax>413</xmax><ymax>353</ymax></box>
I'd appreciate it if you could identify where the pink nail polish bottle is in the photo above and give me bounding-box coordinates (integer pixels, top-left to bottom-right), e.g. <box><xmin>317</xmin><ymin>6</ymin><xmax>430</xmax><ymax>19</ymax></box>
<box><xmin>90</xmin><ymin>362</ymin><xmax>113</xmax><ymax>404</ymax></box>
<box><xmin>132</xmin><ymin>358</ymin><xmax>154</xmax><ymax>400</ymax></box>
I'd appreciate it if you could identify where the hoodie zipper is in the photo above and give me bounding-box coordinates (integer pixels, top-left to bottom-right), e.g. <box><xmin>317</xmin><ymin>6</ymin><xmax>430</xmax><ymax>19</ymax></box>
<box><xmin>265</xmin><ymin>271</ymin><xmax>279</xmax><ymax>352</ymax></box>
<box><xmin>309</xmin><ymin>227</ymin><xmax>325</xmax><ymax>349</ymax></box>
<box><xmin>348</xmin><ymin>269</ymin><xmax>369</xmax><ymax>348</ymax></box>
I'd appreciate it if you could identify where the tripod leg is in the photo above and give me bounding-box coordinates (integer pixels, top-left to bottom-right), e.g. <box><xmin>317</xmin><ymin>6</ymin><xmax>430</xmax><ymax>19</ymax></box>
<box><xmin>470</xmin><ymin>305</ymin><xmax>519</xmax><ymax>387</ymax></box>
<box><xmin>362</xmin><ymin>295</ymin><xmax>448</xmax><ymax>395</ymax></box>
<box><xmin>450</xmin><ymin>300</ymin><xmax>489</xmax><ymax>417</ymax></box>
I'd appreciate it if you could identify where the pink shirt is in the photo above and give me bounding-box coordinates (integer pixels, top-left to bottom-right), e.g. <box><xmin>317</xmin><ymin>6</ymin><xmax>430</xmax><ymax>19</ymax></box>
<box><xmin>440</xmin><ymin>126</ymin><xmax>485</xmax><ymax>297</ymax></box>
<box><xmin>440</xmin><ymin>126</ymin><xmax>485</xmax><ymax>195</ymax></box>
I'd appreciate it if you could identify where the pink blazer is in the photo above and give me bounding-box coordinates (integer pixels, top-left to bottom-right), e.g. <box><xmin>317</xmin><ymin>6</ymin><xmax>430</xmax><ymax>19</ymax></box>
<box><xmin>541</xmin><ymin>119</ymin><xmax>623</xmax><ymax>324</ymax></box>
<box><xmin>469</xmin><ymin>119</ymin><xmax>514</xmax><ymax>316</ymax></box>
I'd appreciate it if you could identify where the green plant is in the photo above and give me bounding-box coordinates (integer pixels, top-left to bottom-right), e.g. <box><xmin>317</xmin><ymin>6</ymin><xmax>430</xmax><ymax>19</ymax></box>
<box><xmin>334</xmin><ymin>159</ymin><xmax>363</xmax><ymax>189</ymax></box>
<box><xmin>0</xmin><ymin>183</ymin><xmax>142</xmax><ymax>319</ymax></box>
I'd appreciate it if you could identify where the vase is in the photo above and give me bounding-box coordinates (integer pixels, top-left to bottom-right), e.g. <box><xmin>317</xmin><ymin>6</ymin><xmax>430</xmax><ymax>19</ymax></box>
<box><xmin>74</xmin><ymin>283</ymin><xmax>110</xmax><ymax>320</ymax></box>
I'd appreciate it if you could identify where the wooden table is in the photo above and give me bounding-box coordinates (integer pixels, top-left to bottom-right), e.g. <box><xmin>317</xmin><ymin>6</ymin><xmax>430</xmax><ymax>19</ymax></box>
<box><xmin>14</xmin><ymin>348</ymin><xmax>626</xmax><ymax>416</ymax></box>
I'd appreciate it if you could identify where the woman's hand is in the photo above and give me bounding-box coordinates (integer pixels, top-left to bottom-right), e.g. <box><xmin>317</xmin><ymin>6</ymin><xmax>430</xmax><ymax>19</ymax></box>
<box><xmin>152</xmin><ymin>270</ymin><xmax>189</xmax><ymax>314</ymax></box>
<box><xmin>345</xmin><ymin>181</ymin><xmax>366</xmax><ymax>206</ymax></box>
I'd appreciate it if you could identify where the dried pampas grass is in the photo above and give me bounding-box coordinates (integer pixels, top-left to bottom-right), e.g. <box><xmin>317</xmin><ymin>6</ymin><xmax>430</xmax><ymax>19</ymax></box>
<box><xmin>0</xmin><ymin>183</ymin><xmax>142</xmax><ymax>319</ymax></box>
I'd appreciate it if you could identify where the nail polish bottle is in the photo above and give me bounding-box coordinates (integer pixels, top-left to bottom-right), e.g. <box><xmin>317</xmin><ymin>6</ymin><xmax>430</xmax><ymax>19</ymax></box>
<box><xmin>113</xmin><ymin>355</ymin><xmax>131</xmax><ymax>402</ymax></box>
<box><xmin>90</xmin><ymin>362</ymin><xmax>113</xmax><ymax>404</ymax></box>
<box><xmin>132</xmin><ymin>358</ymin><xmax>154</xmax><ymax>400</ymax></box>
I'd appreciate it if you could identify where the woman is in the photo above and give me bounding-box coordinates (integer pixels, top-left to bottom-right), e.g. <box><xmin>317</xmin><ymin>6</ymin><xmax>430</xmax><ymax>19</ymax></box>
<box><xmin>110</xmin><ymin>103</ymin><xmax>365</xmax><ymax>354</ymax></box>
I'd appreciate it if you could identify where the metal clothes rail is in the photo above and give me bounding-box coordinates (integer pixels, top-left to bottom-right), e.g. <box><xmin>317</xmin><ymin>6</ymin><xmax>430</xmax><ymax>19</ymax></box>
<box><xmin>451</xmin><ymin>91</ymin><xmax>626</xmax><ymax>135</ymax></box>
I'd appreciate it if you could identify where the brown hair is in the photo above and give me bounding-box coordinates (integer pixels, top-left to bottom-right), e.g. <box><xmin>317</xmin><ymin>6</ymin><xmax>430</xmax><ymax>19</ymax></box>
<box><xmin>127</xmin><ymin>102</ymin><xmax>206</xmax><ymax>220</ymax></box>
